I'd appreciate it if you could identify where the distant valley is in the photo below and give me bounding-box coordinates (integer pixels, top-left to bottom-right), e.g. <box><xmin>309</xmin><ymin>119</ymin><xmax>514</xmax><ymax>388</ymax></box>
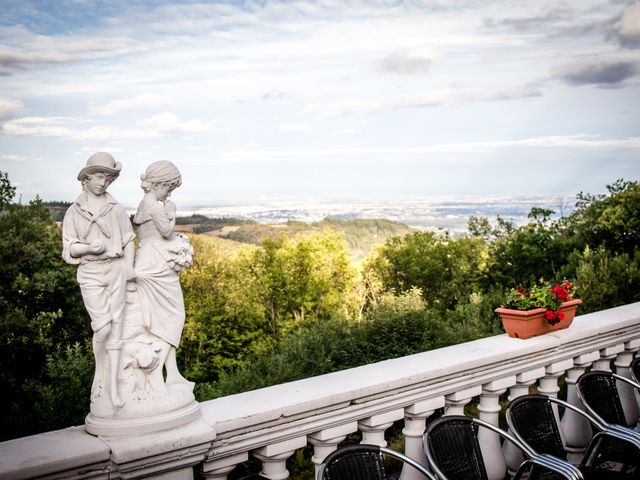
<box><xmin>178</xmin><ymin>194</ymin><xmax>576</xmax><ymax>236</ymax></box>
<box><xmin>173</xmin><ymin>195</ymin><xmax>576</xmax><ymax>260</ymax></box>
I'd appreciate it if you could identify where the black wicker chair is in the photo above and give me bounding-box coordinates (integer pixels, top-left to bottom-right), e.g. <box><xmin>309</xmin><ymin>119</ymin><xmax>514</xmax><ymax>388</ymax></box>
<box><xmin>507</xmin><ymin>394</ymin><xmax>640</xmax><ymax>479</ymax></box>
<box><xmin>317</xmin><ymin>443</ymin><xmax>437</xmax><ymax>480</ymax></box>
<box><xmin>576</xmin><ymin>370</ymin><xmax>640</xmax><ymax>430</ymax></box>
<box><xmin>423</xmin><ymin>415</ymin><xmax>583</xmax><ymax>480</ymax></box>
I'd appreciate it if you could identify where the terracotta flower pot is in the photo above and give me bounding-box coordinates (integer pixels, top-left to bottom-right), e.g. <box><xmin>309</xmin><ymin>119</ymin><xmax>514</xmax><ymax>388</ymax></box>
<box><xmin>495</xmin><ymin>299</ymin><xmax>582</xmax><ymax>339</ymax></box>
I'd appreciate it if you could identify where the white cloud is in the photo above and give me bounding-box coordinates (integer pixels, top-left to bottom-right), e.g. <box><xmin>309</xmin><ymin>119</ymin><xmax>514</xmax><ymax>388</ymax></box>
<box><xmin>0</xmin><ymin>97</ymin><xmax>23</xmax><ymax>117</ymax></box>
<box><xmin>376</xmin><ymin>53</ymin><xmax>432</xmax><ymax>74</ymax></box>
<box><xmin>612</xmin><ymin>2</ymin><xmax>640</xmax><ymax>47</ymax></box>
<box><xmin>276</xmin><ymin>122</ymin><xmax>312</xmax><ymax>133</ymax></box>
<box><xmin>216</xmin><ymin>135</ymin><xmax>640</xmax><ymax>162</ymax></box>
<box><xmin>134</xmin><ymin>113</ymin><xmax>223</xmax><ymax>134</ymax></box>
<box><xmin>1</xmin><ymin>116</ymin><xmax>79</xmax><ymax>137</ymax></box>
<box><xmin>333</xmin><ymin>128</ymin><xmax>358</xmax><ymax>135</ymax></box>
<box><xmin>375</xmin><ymin>47</ymin><xmax>439</xmax><ymax>74</ymax></box>
<box><xmin>89</xmin><ymin>93</ymin><xmax>175</xmax><ymax>115</ymax></box>
<box><xmin>555</xmin><ymin>59</ymin><xmax>638</xmax><ymax>86</ymax></box>
<box><xmin>1</xmin><ymin>113</ymin><xmax>224</xmax><ymax>140</ymax></box>
<box><xmin>305</xmin><ymin>84</ymin><xmax>542</xmax><ymax>116</ymax></box>
<box><xmin>0</xmin><ymin>153</ymin><xmax>29</xmax><ymax>162</ymax></box>
<box><xmin>0</xmin><ymin>45</ymin><xmax>72</xmax><ymax>74</ymax></box>
<box><xmin>430</xmin><ymin>135</ymin><xmax>640</xmax><ymax>152</ymax></box>
<box><xmin>0</xmin><ymin>26</ymin><xmax>136</xmax><ymax>75</ymax></box>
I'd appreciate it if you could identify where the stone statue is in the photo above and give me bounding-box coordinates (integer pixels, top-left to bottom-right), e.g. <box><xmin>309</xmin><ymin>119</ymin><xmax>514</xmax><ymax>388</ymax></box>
<box><xmin>63</xmin><ymin>153</ymin><xmax>199</xmax><ymax>436</ymax></box>
<box><xmin>133</xmin><ymin>161</ymin><xmax>194</xmax><ymax>388</ymax></box>
<box><xmin>62</xmin><ymin>152</ymin><xmax>135</xmax><ymax>409</ymax></box>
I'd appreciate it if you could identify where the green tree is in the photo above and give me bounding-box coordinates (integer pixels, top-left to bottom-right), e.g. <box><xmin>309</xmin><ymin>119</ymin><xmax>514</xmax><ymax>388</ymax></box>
<box><xmin>569</xmin><ymin>179</ymin><xmax>640</xmax><ymax>254</ymax></box>
<box><xmin>563</xmin><ymin>246</ymin><xmax>640</xmax><ymax>314</ymax></box>
<box><xmin>469</xmin><ymin>207</ymin><xmax>582</xmax><ymax>288</ymax></box>
<box><xmin>0</xmin><ymin>173</ymin><xmax>90</xmax><ymax>440</ymax></box>
<box><xmin>368</xmin><ymin>232</ymin><xmax>489</xmax><ymax>310</ymax></box>
<box><xmin>250</xmin><ymin>230</ymin><xmax>357</xmax><ymax>334</ymax></box>
<box><xmin>182</xmin><ymin>230</ymin><xmax>357</xmax><ymax>391</ymax></box>
<box><xmin>0</xmin><ymin>171</ymin><xmax>16</xmax><ymax>209</ymax></box>
<box><xmin>28</xmin><ymin>342</ymin><xmax>94</xmax><ymax>432</ymax></box>
<box><xmin>180</xmin><ymin>235</ymin><xmax>267</xmax><ymax>383</ymax></box>
<box><xmin>203</xmin><ymin>288</ymin><xmax>438</xmax><ymax>399</ymax></box>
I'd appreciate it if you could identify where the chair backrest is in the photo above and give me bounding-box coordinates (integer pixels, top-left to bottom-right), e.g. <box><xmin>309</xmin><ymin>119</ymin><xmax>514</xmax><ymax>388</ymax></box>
<box><xmin>577</xmin><ymin>371</ymin><xmax>627</xmax><ymax>426</ymax></box>
<box><xmin>318</xmin><ymin>444</ymin><xmax>436</xmax><ymax>480</ymax></box>
<box><xmin>319</xmin><ymin>444</ymin><xmax>386</xmax><ymax>480</ymax></box>
<box><xmin>507</xmin><ymin>395</ymin><xmax>567</xmax><ymax>460</ymax></box>
<box><xmin>424</xmin><ymin>415</ymin><xmax>489</xmax><ymax>480</ymax></box>
<box><xmin>425</xmin><ymin>415</ymin><xmax>581</xmax><ymax>480</ymax></box>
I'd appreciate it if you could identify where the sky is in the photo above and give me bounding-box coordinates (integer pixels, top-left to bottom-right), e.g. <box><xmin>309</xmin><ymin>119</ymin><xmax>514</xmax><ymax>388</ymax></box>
<box><xmin>0</xmin><ymin>0</ymin><xmax>639</xmax><ymax>208</ymax></box>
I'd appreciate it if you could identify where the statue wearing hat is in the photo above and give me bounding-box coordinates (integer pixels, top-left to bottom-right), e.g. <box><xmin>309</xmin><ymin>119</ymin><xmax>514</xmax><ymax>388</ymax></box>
<box><xmin>63</xmin><ymin>154</ymin><xmax>199</xmax><ymax>435</ymax></box>
<box><xmin>62</xmin><ymin>152</ymin><xmax>135</xmax><ymax>409</ymax></box>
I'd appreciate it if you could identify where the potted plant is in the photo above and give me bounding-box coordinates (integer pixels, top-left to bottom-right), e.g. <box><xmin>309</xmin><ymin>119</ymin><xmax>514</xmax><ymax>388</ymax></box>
<box><xmin>496</xmin><ymin>278</ymin><xmax>582</xmax><ymax>339</ymax></box>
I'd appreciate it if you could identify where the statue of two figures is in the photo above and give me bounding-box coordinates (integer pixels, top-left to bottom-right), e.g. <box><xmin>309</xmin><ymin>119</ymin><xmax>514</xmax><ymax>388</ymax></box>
<box><xmin>62</xmin><ymin>153</ymin><xmax>199</xmax><ymax>436</ymax></box>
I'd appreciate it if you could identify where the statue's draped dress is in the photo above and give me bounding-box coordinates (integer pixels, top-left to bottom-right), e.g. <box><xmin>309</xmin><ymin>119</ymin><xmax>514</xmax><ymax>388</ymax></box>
<box><xmin>133</xmin><ymin>200</ymin><xmax>184</xmax><ymax>348</ymax></box>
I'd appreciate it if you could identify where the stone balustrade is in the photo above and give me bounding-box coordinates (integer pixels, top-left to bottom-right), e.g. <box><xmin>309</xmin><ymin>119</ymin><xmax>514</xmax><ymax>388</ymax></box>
<box><xmin>1</xmin><ymin>302</ymin><xmax>639</xmax><ymax>480</ymax></box>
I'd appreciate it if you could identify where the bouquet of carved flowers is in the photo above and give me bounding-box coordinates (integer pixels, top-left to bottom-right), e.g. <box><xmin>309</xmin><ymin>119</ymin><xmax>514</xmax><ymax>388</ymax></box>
<box><xmin>167</xmin><ymin>233</ymin><xmax>194</xmax><ymax>272</ymax></box>
<box><xmin>504</xmin><ymin>278</ymin><xmax>577</xmax><ymax>326</ymax></box>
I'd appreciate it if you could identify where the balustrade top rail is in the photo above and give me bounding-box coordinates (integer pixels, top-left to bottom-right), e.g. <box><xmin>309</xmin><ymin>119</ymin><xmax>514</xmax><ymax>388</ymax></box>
<box><xmin>201</xmin><ymin>302</ymin><xmax>640</xmax><ymax>453</ymax></box>
<box><xmin>2</xmin><ymin>302</ymin><xmax>639</xmax><ymax>480</ymax></box>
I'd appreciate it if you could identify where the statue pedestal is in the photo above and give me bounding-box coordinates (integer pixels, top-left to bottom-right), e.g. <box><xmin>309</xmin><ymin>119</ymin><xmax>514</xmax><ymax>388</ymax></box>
<box><xmin>86</xmin><ymin>399</ymin><xmax>201</xmax><ymax>437</ymax></box>
<box><xmin>85</xmin><ymin>280</ymin><xmax>199</xmax><ymax>438</ymax></box>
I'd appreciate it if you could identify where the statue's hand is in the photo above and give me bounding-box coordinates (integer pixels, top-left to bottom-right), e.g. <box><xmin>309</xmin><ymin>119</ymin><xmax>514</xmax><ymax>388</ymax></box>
<box><xmin>88</xmin><ymin>238</ymin><xmax>106</xmax><ymax>255</ymax></box>
<box><xmin>165</xmin><ymin>200</ymin><xmax>177</xmax><ymax>217</ymax></box>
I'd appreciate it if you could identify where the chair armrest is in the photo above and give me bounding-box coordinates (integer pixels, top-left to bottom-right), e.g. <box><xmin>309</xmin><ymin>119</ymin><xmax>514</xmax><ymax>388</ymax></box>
<box><xmin>607</xmin><ymin>424</ymin><xmax>640</xmax><ymax>446</ymax></box>
<box><xmin>516</xmin><ymin>454</ymin><xmax>584</xmax><ymax>480</ymax></box>
<box><xmin>611</xmin><ymin>372</ymin><xmax>640</xmax><ymax>390</ymax></box>
<box><xmin>472</xmin><ymin>416</ymin><xmax>582</xmax><ymax>479</ymax></box>
<box><xmin>469</xmin><ymin>416</ymin><xmax>537</xmax><ymax>457</ymax></box>
<box><xmin>582</xmin><ymin>428</ymin><xmax>640</xmax><ymax>469</ymax></box>
<box><xmin>379</xmin><ymin>447</ymin><xmax>437</xmax><ymax>480</ymax></box>
<box><xmin>545</xmin><ymin>395</ymin><xmax>609</xmax><ymax>431</ymax></box>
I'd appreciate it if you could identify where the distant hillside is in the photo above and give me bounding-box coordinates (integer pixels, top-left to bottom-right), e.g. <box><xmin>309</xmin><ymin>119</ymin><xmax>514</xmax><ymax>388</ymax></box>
<box><xmin>175</xmin><ymin>214</ymin><xmax>256</xmax><ymax>234</ymax></box>
<box><xmin>43</xmin><ymin>201</ymin><xmax>72</xmax><ymax>222</ymax></box>
<box><xmin>179</xmin><ymin>216</ymin><xmax>413</xmax><ymax>261</ymax></box>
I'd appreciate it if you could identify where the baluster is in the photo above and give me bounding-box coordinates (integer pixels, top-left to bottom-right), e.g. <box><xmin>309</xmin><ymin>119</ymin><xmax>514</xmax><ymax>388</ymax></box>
<box><xmin>504</xmin><ymin>368</ymin><xmax>545</xmax><ymax>475</ymax></box>
<box><xmin>400</xmin><ymin>397</ymin><xmax>444</xmax><ymax>480</ymax></box>
<box><xmin>309</xmin><ymin>423</ymin><xmax>358</xmax><ymax>480</ymax></box>
<box><xmin>478</xmin><ymin>377</ymin><xmax>514</xmax><ymax>480</ymax></box>
<box><xmin>615</xmin><ymin>341</ymin><xmax>640</xmax><ymax>427</ymax></box>
<box><xmin>444</xmin><ymin>386</ymin><xmax>481</xmax><ymax>416</ymax></box>
<box><xmin>202</xmin><ymin>453</ymin><xmax>249</xmax><ymax>480</ymax></box>
<box><xmin>358</xmin><ymin>409</ymin><xmax>404</xmax><ymax>447</ymax></box>
<box><xmin>594</xmin><ymin>344</ymin><xmax>624</xmax><ymax>372</ymax></box>
<box><xmin>625</xmin><ymin>339</ymin><xmax>640</xmax><ymax>423</ymax></box>
<box><xmin>252</xmin><ymin>437</ymin><xmax>307</xmax><ymax>480</ymax></box>
<box><xmin>561</xmin><ymin>352</ymin><xmax>598</xmax><ymax>463</ymax></box>
<box><xmin>539</xmin><ymin>359</ymin><xmax>573</xmax><ymax>446</ymax></box>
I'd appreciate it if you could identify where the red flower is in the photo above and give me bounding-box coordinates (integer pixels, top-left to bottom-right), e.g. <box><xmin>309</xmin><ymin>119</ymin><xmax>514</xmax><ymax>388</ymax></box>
<box><xmin>556</xmin><ymin>309</ymin><xmax>565</xmax><ymax>321</ymax></box>
<box><xmin>551</xmin><ymin>285</ymin><xmax>569</xmax><ymax>301</ymax></box>
<box><xmin>517</xmin><ymin>287</ymin><xmax>525</xmax><ymax>293</ymax></box>
<box><xmin>545</xmin><ymin>311</ymin><xmax>556</xmax><ymax>321</ymax></box>
<box><xmin>524</xmin><ymin>292</ymin><xmax>530</xmax><ymax>297</ymax></box>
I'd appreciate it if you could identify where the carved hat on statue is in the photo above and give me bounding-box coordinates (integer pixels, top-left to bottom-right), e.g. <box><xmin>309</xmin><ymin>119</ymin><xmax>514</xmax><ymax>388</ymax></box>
<box><xmin>140</xmin><ymin>160</ymin><xmax>182</xmax><ymax>192</ymax></box>
<box><xmin>77</xmin><ymin>152</ymin><xmax>122</xmax><ymax>181</ymax></box>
